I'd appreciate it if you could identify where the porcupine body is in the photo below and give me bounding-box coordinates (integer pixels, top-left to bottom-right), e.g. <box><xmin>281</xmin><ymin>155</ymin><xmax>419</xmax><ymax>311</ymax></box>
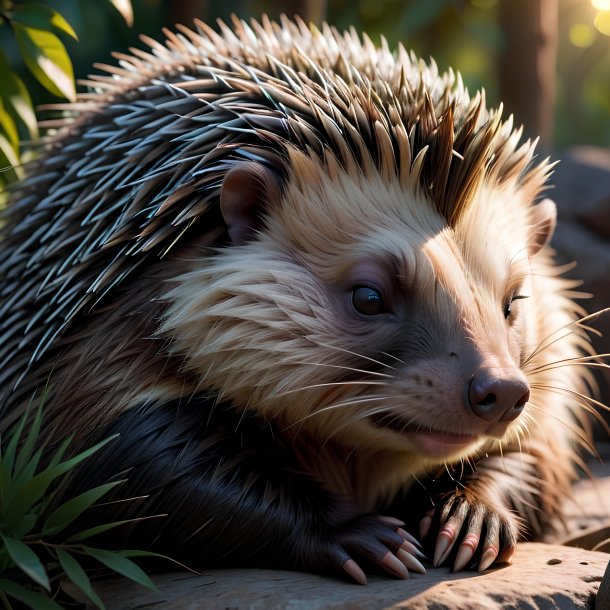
<box><xmin>0</xmin><ymin>16</ymin><xmax>598</xmax><ymax>581</ymax></box>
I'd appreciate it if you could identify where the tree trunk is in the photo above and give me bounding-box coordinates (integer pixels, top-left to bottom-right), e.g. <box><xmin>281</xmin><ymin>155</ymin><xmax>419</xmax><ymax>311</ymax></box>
<box><xmin>498</xmin><ymin>0</ymin><xmax>558</xmax><ymax>147</ymax></box>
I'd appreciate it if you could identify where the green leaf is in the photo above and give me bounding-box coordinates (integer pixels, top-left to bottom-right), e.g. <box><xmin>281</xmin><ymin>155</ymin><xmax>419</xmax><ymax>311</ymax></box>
<box><xmin>118</xmin><ymin>549</ymin><xmax>194</xmax><ymax>573</ymax></box>
<box><xmin>0</xmin><ymin>459</ymin><xmax>10</xmax><ymax>514</ymax></box>
<box><xmin>108</xmin><ymin>0</ymin><xmax>133</xmax><ymax>26</ymax></box>
<box><xmin>14</xmin><ymin>404</ymin><xmax>44</xmax><ymax>476</ymax></box>
<box><xmin>82</xmin><ymin>546</ymin><xmax>157</xmax><ymax>591</ymax></box>
<box><xmin>66</xmin><ymin>518</ymin><xmax>138</xmax><ymax>543</ymax></box>
<box><xmin>12</xmin><ymin>513</ymin><xmax>38</xmax><ymax>538</ymax></box>
<box><xmin>2</xmin><ymin>405</ymin><xmax>30</xmax><ymax>476</ymax></box>
<box><xmin>42</xmin><ymin>480</ymin><xmax>125</xmax><ymax>536</ymax></box>
<box><xmin>12</xmin><ymin>23</ymin><xmax>75</xmax><ymax>101</ymax></box>
<box><xmin>0</xmin><ymin>47</ymin><xmax>38</xmax><ymax>139</ymax></box>
<box><xmin>5</xmin><ymin>434</ymin><xmax>118</xmax><ymax>523</ymax></box>
<box><xmin>0</xmin><ymin>579</ymin><xmax>62</xmax><ymax>610</ymax></box>
<box><xmin>47</xmin><ymin>435</ymin><xmax>74</xmax><ymax>470</ymax></box>
<box><xmin>12</xmin><ymin>448</ymin><xmax>43</xmax><ymax>491</ymax></box>
<box><xmin>1</xmin><ymin>535</ymin><xmax>50</xmax><ymax>591</ymax></box>
<box><xmin>56</xmin><ymin>549</ymin><xmax>105</xmax><ymax>609</ymax></box>
<box><xmin>0</xmin><ymin>101</ymin><xmax>18</xmax><ymax>155</ymax></box>
<box><xmin>12</xmin><ymin>4</ymin><xmax>78</xmax><ymax>40</ymax></box>
<box><xmin>0</xmin><ymin>136</ymin><xmax>19</xmax><ymax>183</ymax></box>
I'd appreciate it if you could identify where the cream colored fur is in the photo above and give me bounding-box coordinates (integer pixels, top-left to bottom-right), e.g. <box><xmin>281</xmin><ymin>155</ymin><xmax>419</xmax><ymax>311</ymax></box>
<box><xmin>161</xmin><ymin>152</ymin><xmax>590</xmax><ymax>517</ymax></box>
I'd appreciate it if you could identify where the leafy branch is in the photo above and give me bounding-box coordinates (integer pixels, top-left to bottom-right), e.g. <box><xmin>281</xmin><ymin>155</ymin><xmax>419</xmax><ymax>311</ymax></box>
<box><xmin>0</xmin><ymin>0</ymin><xmax>133</xmax><ymax>187</ymax></box>
<box><xmin>0</xmin><ymin>400</ymin><xmax>175</xmax><ymax>609</ymax></box>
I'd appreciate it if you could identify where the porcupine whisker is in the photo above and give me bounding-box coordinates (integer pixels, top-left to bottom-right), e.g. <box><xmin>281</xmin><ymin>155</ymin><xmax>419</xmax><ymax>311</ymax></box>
<box><xmin>442</xmin><ymin>461</ymin><xmax>466</xmax><ymax>491</ymax></box>
<box><xmin>532</xmin><ymin>388</ymin><xmax>610</xmax><ymax>443</ymax></box>
<box><xmin>323</xmin><ymin>402</ymin><xmax>410</xmax><ymax>435</ymax></box>
<box><xmin>518</xmin><ymin>412</ymin><xmax>536</xmax><ymax>442</ymax></box>
<box><xmin>523</xmin><ymin>308</ymin><xmax>610</xmax><ymax>365</ymax></box>
<box><xmin>523</xmin><ymin>331</ymin><xmax>584</xmax><ymax>367</ymax></box>
<box><xmin>398</xmin><ymin>414</ymin><xmax>421</xmax><ymax>435</ymax></box>
<box><xmin>526</xmin><ymin>398</ymin><xmax>598</xmax><ymax>453</ymax></box>
<box><xmin>379</xmin><ymin>351</ymin><xmax>406</xmax><ymax>365</ymax></box>
<box><xmin>530</xmin><ymin>382</ymin><xmax>610</xmax><ymax>417</ymax></box>
<box><xmin>312</xmin><ymin>341</ymin><xmax>399</xmax><ymax>371</ymax></box>
<box><xmin>289</xmin><ymin>361</ymin><xmax>395</xmax><ymax>379</ymax></box>
<box><xmin>527</xmin><ymin>391</ymin><xmax>598</xmax><ymax>427</ymax></box>
<box><xmin>525</xmin><ymin>353</ymin><xmax>610</xmax><ymax>376</ymax></box>
<box><xmin>515</xmin><ymin>427</ymin><xmax>525</xmax><ymax>458</ymax></box>
<box><xmin>318</xmin><ymin>404</ymin><xmax>412</xmax><ymax>449</ymax></box>
<box><xmin>267</xmin><ymin>380</ymin><xmax>388</xmax><ymax>402</ymax></box>
<box><xmin>283</xmin><ymin>396</ymin><xmax>391</xmax><ymax>429</ymax></box>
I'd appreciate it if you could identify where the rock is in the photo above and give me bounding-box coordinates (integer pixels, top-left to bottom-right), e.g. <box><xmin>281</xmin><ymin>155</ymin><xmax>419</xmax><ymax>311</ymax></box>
<box><xmin>599</xmin><ymin>558</ymin><xmax>610</xmax><ymax>609</ymax></box>
<box><xmin>551</xmin><ymin>146</ymin><xmax>610</xmax><ymax>222</ymax></box>
<box><xmin>69</xmin><ymin>543</ymin><xmax>607</xmax><ymax>609</ymax></box>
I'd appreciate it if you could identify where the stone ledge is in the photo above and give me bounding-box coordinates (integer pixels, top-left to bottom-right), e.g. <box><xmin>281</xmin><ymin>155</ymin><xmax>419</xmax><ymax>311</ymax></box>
<box><xmin>70</xmin><ymin>543</ymin><xmax>608</xmax><ymax>610</ymax></box>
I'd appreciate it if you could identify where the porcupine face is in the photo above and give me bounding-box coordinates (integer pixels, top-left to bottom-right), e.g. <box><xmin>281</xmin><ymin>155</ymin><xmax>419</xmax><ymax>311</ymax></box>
<box><xmin>161</xmin><ymin>146</ymin><xmax>555</xmax><ymax>471</ymax></box>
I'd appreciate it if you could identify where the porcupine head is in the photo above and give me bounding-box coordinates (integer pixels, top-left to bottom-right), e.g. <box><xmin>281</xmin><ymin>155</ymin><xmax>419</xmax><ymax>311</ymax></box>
<box><xmin>159</xmin><ymin>49</ymin><xmax>564</xmax><ymax>515</ymax></box>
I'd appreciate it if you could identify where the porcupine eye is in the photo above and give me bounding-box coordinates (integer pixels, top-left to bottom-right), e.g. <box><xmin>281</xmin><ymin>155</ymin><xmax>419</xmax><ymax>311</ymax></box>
<box><xmin>504</xmin><ymin>294</ymin><xmax>528</xmax><ymax>319</ymax></box>
<box><xmin>352</xmin><ymin>286</ymin><xmax>384</xmax><ymax>315</ymax></box>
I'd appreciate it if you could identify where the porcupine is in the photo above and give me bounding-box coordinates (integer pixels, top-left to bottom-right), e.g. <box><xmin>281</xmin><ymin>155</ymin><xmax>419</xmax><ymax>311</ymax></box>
<box><xmin>0</xmin><ymin>15</ymin><xmax>600</xmax><ymax>583</ymax></box>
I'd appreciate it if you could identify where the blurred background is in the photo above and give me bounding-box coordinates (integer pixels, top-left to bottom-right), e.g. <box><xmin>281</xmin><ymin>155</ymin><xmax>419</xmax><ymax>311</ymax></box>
<box><xmin>2</xmin><ymin>0</ymin><xmax>610</xmax><ymax>148</ymax></box>
<box><xmin>1</xmin><ymin>0</ymin><xmax>610</xmax><ymax>416</ymax></box>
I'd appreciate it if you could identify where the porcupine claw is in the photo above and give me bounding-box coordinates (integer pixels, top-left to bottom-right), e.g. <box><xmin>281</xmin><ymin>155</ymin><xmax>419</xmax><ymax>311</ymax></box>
<box><xmin>427</xmin><ymin>492</ymin><xmax>518</xmax><ymax>572</ymax></box>
<box><xmin>332</xmin><ymin>514</ymin><xmax>426</xmax><ymax>584</ymax></box>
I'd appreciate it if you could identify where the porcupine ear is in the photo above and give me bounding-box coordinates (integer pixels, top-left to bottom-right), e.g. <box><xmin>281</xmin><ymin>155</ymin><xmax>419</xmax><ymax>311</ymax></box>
<box><xmin>527</xmin><ymin>198</ymin><xmax>557</xmax><ymax>256</ymax></box>
<box><xmin>220</xmin><ymin>162</ymin><xmax>282</xmax><ymax>245</ymax></box>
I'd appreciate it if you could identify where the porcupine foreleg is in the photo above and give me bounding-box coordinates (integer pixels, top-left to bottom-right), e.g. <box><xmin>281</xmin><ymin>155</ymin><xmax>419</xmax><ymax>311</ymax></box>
<box><xmin>59</xmin><ymin>397</ymin><xmax>426</xmax><ymax>584</ymax></box>
<box><xmin>404</xmin><ymin>440</ymin><xmax>573</xmax><ymax>572</ymax></box>
<box><xmin>422</xmin><ymin>459</ymin><xmax>521</xmax><ymax>572</ymax></box>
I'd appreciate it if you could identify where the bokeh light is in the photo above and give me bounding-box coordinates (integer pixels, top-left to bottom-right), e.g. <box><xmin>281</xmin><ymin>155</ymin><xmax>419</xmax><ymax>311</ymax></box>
<box><xmin>569</xmin><ymin>22</ymin><xmax>597</xmax><ymax>46</ymax></box>
<box><xmin>592</xmin><ymin>0</ymin><xmax>610</xmax><ymax>10</ymax></box>
<box><xmin>594</xmin><ymin>11</ymin><xmax>610</xmax><ymax>35</ymax></box>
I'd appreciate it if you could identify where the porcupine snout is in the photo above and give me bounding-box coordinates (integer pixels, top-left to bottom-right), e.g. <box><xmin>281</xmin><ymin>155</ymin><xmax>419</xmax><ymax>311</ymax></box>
<box><xmin>466</xmin><ymin>369</ymin><xmax>530</xmax><ymax>423</ymax></box>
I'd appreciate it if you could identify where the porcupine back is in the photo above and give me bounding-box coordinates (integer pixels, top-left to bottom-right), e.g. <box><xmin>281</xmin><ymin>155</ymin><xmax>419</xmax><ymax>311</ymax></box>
<box><xmin>0</xmin><ymin>17</ymin><xmax>594</xmax><ymax>533</ymax></box>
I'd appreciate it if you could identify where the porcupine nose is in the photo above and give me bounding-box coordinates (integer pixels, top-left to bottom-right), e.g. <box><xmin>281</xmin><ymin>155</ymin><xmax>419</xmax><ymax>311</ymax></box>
<box><xmin>467</xmin><ymin>369</ymin><xmax>530</xmax><ymax>422</ymax></box>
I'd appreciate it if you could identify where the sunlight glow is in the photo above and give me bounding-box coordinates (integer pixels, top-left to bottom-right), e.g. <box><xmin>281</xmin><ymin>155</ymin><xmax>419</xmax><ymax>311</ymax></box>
<box><xmin>594</xmin><ymin>11</ymin><xmax>610</xmax><ymax>35</ymax></box>
<box><xmin>592</xmin><ymin>0</ymin><xmax>610</xmax><ymax>10</ymax></box>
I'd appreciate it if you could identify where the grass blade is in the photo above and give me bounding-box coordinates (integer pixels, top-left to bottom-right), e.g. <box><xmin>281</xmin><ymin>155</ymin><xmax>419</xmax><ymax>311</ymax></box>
<box><xmin>2</xmin><ymin>407</ymin><xmax>29</xmax><ymax>475</ymax></box>
<box><xmin>14</xmin><ymin>405</ymin><xmax>43</xmax><ymax>475</ymax></box>
<box><xmin>6</xmin><ymin>434</ymin><xmax>118</xmax><ymax>518</ymax></box>
<box><xmin>66</xmin><ymin>518</ymin><xmax>147</xmax><ymax>543</ymax></box>
<box><xmin>42</xmin><ymin>480</ymin><xmax>125</xmax><ymax>536</ymax></box>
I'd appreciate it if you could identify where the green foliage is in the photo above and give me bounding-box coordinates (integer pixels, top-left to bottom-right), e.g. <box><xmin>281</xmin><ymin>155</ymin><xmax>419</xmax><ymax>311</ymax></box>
<box><xmin>0</xmin><ymin>401</ymin><xmax>167</xmax><ymax>609</ymax></box>
<box><xmin>0</xmin><ymin>0</ymin><xmax>133</xmax><ymax>189</ymax></box>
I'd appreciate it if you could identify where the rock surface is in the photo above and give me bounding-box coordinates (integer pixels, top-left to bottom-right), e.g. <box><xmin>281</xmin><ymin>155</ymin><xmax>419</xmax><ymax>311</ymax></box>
<box><xmin>74</xmin><ymin>543</ymin><xmax>607</xmax><ymax>609</ymax></box>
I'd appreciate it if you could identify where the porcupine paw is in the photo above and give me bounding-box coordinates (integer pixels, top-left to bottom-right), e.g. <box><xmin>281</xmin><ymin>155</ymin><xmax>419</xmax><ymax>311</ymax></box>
<box><xmin>321</xmin><ymin>514</ymin><xmax>427</xmax><ymax>585</ymax></box>
<box><xmin>421</xmin><ymin>491</ymin><xmax>519</xmax><ymax>572</ymax></box>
